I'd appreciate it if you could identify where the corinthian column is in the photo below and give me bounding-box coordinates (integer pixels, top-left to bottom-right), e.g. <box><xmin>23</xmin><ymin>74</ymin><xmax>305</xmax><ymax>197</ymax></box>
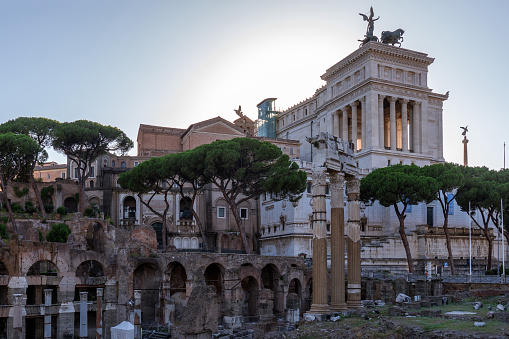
<box><xmin>346</xmin><ymin>177</ymin><xmax>362</xmax><ymax>309</ymax></box>
<box><xmin>378</xmin><ymin>95</ymin><xmax>385</xmax><ymax>148</ymax></box>
<box><xmin>401</xmin><ymin>99</ymin><xmax>409</xmax><ymax>152</ymax></box>
<box><xmin>413</xmin><ymin>101</ymin><xmax>421</xmax><ymax>153</ymax></box>
<box><xmin>308</xmin><ymin>167</ymin><xmax>330</xmax><ymax>315</ymax></box>
<box><xmin>330</xmin><ymin>172</ymin><xmax>347</xmax><ymax>312</ymax></box>
<box><xmin>361</xmin><ymin>97</ymin><xmax>366</xmax><ymax>150</ymax></box>
<box><xmin>389</xmin><ymin>97</ymin><xmax>397</xmax><ymax>150</ymax></box>
<box><xmin>342</xmin><ymin>107</ymin><xmax>349</xmax><ymax>141</ymax></box>
<box><xmin>351</xmin><ymin>102</ymin><xmax>358</xmax><ymax>151</ymax></box>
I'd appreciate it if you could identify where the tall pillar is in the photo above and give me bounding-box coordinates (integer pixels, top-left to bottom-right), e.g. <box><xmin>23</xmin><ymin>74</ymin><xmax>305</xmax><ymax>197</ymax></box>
<box><xmin>389</xmin><ymin>97</ymin><xmax>397</xmax><ymax>150</ymax></box>
<box><xmin>438</xmin><ymin>108</ymin><xmax>444</xmax><ymax>159</ymax></box>
<box><xmin>351</xmin><ymin>102</ymin><xmax>358</xmax><ymax>151</ymax></box>
<box><xmin>44</xmin><ymin>289</ymin><xmax>52</xmax><ymax>339</ymax></box>
<box><xmin>331</xmin><ymin>112</ymin><xmax>338</xmax><ymax>137</ymax></box>
<box><xmin>80</xmin><ymin>292</ymin><xmax>88</xmax><ymax>339</ymax></box>
<box><xmin>413</xmin><ymin>101</ymin><xmax>421</xmax><ymax>153</ymax></box>
<box><xmin>421</xmin><ymin>100</ymin><xmax>429</xmax><ymax>154</ymax></box>
<box><xmin>11</xmin><ymin>294</ymin><xmax>24</xmax><ymax>339</ymax></box>
<box><xmin>307</xmin><ymin>167</ymin><xmax>330</xmax><ymax>316</ymax></box>
<box><xmin>96</xmin><ymin>288</ymin><xmax>103</xmax><ymax>339</ymax></box>
<box><xmin>346</xmin><ymin>178</ymin><xmax>362</xmax><ymax>309</ymax></box>
<box><xmin>342</xmin><ymin>107</ymin><xmax>349</xmax><ymax>141</ymax></box>
<box><xmin>463</xmin><ymin>136</ymin><xmax>469</xmax><ymax>166</ymax></box>
<box><xmin>361</xmin><ymin>97</ymin><xmax>366</xmax><ymax>150</ymax></box>
<box><xmin>134</xmin><ymin>289</ymin><xmax>142</xmax><ymax>339</ymax></box>
<box><xmin>378</xmin><ymin>95</ymin><xmax>385</xmax><ymax>148</ymax></box>
<box><xmin>401</xmin><ymin>99</ymin><xmax>409</xmax><ymax>152</ymax></box>
<box><xmin>330</xmin><ymin>172</ymin><xmax>347</xmax><ymax>312</ymax></box>
<box><xmin>57</xmin><ymin>276</ymin><xmax>76</xmax><ymax>338</ymax></box>
<box><xmin>103</xmin><ymin>279</ymin><xmax>118</xmax><ymax>338</ymax></box>
<box><xmin>366</xmin><ymin>92</ymin><xmax>378</xmax><ymax>148</ymax></box>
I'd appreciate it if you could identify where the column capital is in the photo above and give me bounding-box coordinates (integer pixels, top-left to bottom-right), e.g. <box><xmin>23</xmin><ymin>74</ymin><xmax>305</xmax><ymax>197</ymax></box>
<box><xmin>349</xmin><ymin>101</ymin><xmax>359</xmax><ymax>109</ymax></box>
<box><xmin>341</xmin><ymin>106</ymin><xmax>349</xmax><ymax>113</ymax></box>
<box><xmin>360</xmin><ymin>96</ymin><xmax>366</xmax><ymax>103</ymax></box>
<box><xmin>401</xmin><ymin>98</ymin><xmax>410</xmax><ymax>104</ymax></box>
<box><xmin>312</xmin><ymin>167</ymin><xmax>327</xmax><ymax>187</ymax></box>
<box><xmin>389</xmin><ymin>96</ymin><xmax>398</xmax><ymax>103</ymax></box>
<box><xmin>412</xmin><ymin>100</ymin><xmax>421</xmax><ymax>107</ymax></box>
<box><xmin>346</xmin><ymin>177</ymin><xmax>360</xmax><ymax>195</ymax></box>
<box><xmin>96</xmin><ymin>288</ymin><xmax>104</xmax><ymax>298</ymax></box>
<box><xmin>79</xmin><ymin>292</ymin><xmax>88</xmax><ymax>302</ymax></box>
<box><xmin>378</xmin><ymin>94</ymin><xmax>385</xmax><ymax>102</ymax></box>
<box><xmin>329</xmin><ymin>172</ymin><xmax>345</xmax><ymax>190</ymax></box>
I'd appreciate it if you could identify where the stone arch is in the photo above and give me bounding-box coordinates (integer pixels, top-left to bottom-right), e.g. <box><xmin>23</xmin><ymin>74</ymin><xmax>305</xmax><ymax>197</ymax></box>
<box><xmin>190</xmin><ymin>237</ymin><xmax>199</xmax><ymax>249</ymax></box>
<box><xmin>64</xmin><ymin>196</ymin><xmax>78</xmax><ymax>213</ymax></box>
<box><xmin>27</xmin><ymin>260</ymin><xmax>58</xmax><ymax>277</ymax></box>
<box><xmin>133</xmin><ymin>262</ymin><xmax>162</xmax><ymax>326</ymax></box>
<box><xmin>241</xmin><ymin>276</ymin><xmax>259</xmax><ymax>318</ymax></box>
<box><xmin>123</xmin><ymin>196</ymin><xmax>136</xmax><ymax>219</ymax></box>
<box><xmin>88</xmin><ymin>196</ymin><xmax>100</xmax><ymax>207</ymax></box>
<box><xmin>204</xmin><ymin>263</ymin><xmax>224</xmax><ymax>294</ymax></box>
<box><xmin>165</xmin><ymin>261</ymin><xmax>188</xmax><ymax>322</ymax></box>
<box><xmin>86</xmin><ymin>222</ymin><xmax>107</xmax><ymax>252</ymax></box>
<box><xmin>26</xmin><ymin>260</ymin><xmax>59</xmax><ymax>306</ymax></box>
<box><xmin>76</xmin><ymin>260</ymin><xmax>105</xmax><ymax>278</ymax></box>
<box><xmin>179</xmin><ymin>196</ymin><xmax>193</xmax><ymax>220</ymax></box>
<box><xmin>22</xmin><ymin>251</ymin><xmax>69</xmax><ymax>277</ymax></box>
<box><xmin>261</xmin><ymin>263</ymin><xmax>283</xmax><ymax>315</ymax></box>
<box><xmin>287</xmin><ymin>277</ymin><xmax>303</xmax><ymax>313</ymax></box>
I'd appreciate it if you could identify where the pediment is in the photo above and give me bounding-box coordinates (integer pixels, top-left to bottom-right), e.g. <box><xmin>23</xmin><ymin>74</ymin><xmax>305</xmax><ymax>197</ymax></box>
<box><xmin>195</xmin><ymin>121</ymin><xmax>244</xmax><ymax>136</ymax></box>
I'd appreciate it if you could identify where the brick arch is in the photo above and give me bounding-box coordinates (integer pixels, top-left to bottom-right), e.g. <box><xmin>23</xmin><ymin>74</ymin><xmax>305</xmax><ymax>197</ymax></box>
<box><xmin>239</xmin><ymin>264</ymin><xmax>260</xmax><ymax>288</ymax></box>
<box><xmin>21</xmin><ymin>249</ymin><xmax>69</xmax><ymax>277</ymax></box>
<box><xmin>70</xmin><ymin>252</ymin><xmax>110</xmax><ymax>278</ymax></box>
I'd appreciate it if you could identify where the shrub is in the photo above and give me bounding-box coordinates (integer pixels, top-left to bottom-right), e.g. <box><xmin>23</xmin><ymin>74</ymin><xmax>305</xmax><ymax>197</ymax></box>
<box><xmin>10</xmin><ymin>202</ymin><xmax>23</xmax><ymax>213</ymax></box>
<box><xmin>24</xmin><ymin>201</ymin><xmax>37</xmax><ymax>214</ymax></box>
<box><xmin>44</xmin><ymin>204</ymin><xmax>54</xmax><ymax>213</ymax></box>
<box><xmin>56</xmin><ymin>206</ymin><xmax>68</xmax><ymax>215</ymax></box>
<box><xmin>46</xmin><ymin>223</ymin><xmax>70</xmax><ymax>243</ymax></box>
<box><xmin>0</xmin><ymin>224</ymin><xmax>9</xmax><ymax>240</ymax></box>
<box><xmin>84</xmin><ymin>207</ymin><xmax>95</xmax><ymax>218</ymax></box>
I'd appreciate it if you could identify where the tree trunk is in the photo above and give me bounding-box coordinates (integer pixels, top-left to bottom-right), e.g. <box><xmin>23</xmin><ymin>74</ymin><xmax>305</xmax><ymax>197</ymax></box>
<box><xmin>396</xmin><ymin>211</ymin><xmax>414</xmax><ymax>273</ymax></box>
<box><xmin>30</xmin><ymin>175</ymin><xmax>46</xmax><ymax>218</ymax></box>
<box><xmin>161</xmin><ymin>211</ymin><xmax>167</xmax><ymax>251</ymax></box>
<box><xmin>1</xmin><ymin>183</ymin><xmax>16</xmax><ymax>230</ymax></box>
<box><xmin>443</xmin><ymin>214</ymin><xmax>456</xmax><ymax>275</ymax></box>
<box><xmin>230</xmin><ymin>205</ymin><xmax>252</xmax><ymax>254</ymax></box>
<box><xmin>485</xmin><ymin>227</ymin><xmax>493</xmax><ymax>271</ymax></box>
<box><xmin>78</xmin><ymin>182</ymin><xmax>86</xmax><ymax>214</ymax></box>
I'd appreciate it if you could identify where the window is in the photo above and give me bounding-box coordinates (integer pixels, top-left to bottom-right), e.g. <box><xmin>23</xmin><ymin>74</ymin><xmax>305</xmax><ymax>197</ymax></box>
<box><xmin>121</xmin><ymin>162</ymin><xmax>126</xmax><ymax>169</ymax></box>
<box><xmin>111</xmin><ymin>160</ymin><xmax>116</xmax><ymax>168</ymax></box>
<box><xmin>90</xmin><ymin>166</ymin><xmax>95</xmax><ymax>178</ymax></box>
<box><xmin>305</xmin><ymin>108</ymin><xmax>308</xmax><ymax>116</ymax></box>
<box><xmin>47</xmin><ymin>174</ymin><xmax>50</xmax><ymax>179</ymax></box>
<box><xmin>217</xmin><ymin>207</ymin><xmax>226</xmax><ymax>218</ymax></box>
<box><xmin>240</xmin><ymin>208</ymin><xmax>248</xmax><ymax>219</ymax></box>
<box><xmin>448</xmin><ymin>193</ymin><xmax>454</xmax><ymax>215</ymax></box>
<box><xmin>427</xmin><ymin>206</ymin><xmax>434</xmax><ymax>227</ymax></box>
<box><xmin>61</xmin><ymin>172</ymin><xmax>65</xmax><ymax>179</ymax></box>
<box><xmin>134</xmin><ymin>161</ymin><xmax>139</xmax><ymax>167</ymax></box>
<box><xmin>325</xmin><ymin>184</ymin><xmax>330</xmax><ymax>195</ymax></box>
<box><xmin>74</xmin><ymin>167</ymin><xmax>79</xmax><ymax>179</ymax></box>
<box><xmin>90</xmin><ymin>180</ymin><xmax>94</xmax><ymax>188</ymax></box>
<box><xmin>290</xmin><ymin>148</ymin><xmax>294</xmax><ymax>155</ymax></box>
<box><xmin>306</xmin><ymin>183</ymin><xmax>312</xmax><ymax>194</ymax></box>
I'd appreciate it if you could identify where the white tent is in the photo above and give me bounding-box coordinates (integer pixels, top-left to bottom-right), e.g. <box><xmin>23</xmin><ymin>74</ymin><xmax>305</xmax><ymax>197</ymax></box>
<box><xmin>111</xmin><ymin>321</ymin><xmax>135</xmax><ymax>339</ymax></box>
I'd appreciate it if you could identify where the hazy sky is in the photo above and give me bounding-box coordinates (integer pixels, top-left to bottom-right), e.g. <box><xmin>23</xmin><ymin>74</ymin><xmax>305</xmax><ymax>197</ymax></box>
<box><xmin>1</xmin><ymin>1</ymin><xmax>508</xmax><ymax>169</ymax></box>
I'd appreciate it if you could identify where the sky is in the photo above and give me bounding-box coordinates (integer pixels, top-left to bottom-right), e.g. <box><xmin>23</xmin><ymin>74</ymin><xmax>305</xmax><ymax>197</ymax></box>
<box><xmin>1</xmin><ymin>0</ymin><xmax>508</xmax><ymax>169</ymax></box>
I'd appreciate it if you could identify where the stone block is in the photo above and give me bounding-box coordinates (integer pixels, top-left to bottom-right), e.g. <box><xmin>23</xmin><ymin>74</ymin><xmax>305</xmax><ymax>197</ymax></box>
<box><xmin>494</xmin><ymin>312</ymin><xmax>509</xmax><ymax>323</ymax></box>
<box><xmin>420</xmin><ymin>309</ymin><xmax>441</xmax><ymax>317</ymax></box>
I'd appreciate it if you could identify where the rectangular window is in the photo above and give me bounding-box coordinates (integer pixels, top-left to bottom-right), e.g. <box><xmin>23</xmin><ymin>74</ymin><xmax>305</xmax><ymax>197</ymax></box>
<box><xmin>240</xmin><ymin>208</ymin><xmax>248</xmax><ymax>219</ymax></box>
<box><xmin>427</xmin><ymin>206</ymin><xmax>434</xmax><ymax>227</ymax></box>
<box><xmin>74</xmin><ymin>167</ymin><xmax>79</xmax><ymax>179</ymax></box>
<box><xmin>61</xmin><ymin>172</ymin><xmax>66</xmax><ymax>179</ymax></box>
<box><xmin>90</xmin><ymin>166</ymin><xmax>95</xmax><ymax>178</ymax></box>
<box><xmin>306</xmin><ymin>183</ymin><xmax>312</xmax><ymax>194</ymax></box>
<box><xmin>47</xmin><ymin>174</ymin><xmax>50</xmax><ymax>179</ymax></box>
<box><xmin>134</xmin><ymin>161</ymin><xmax>139</xmax><ymax>167</ymax></box>
<box><xmin>448</xmin><ymin>193</ymin><xmax>454</xmax><ymax>215</ymax></box>
<box><xmin>218</xmin><ymin>207</ymin><xmax>226</xmax><ymax>218</ymax></box>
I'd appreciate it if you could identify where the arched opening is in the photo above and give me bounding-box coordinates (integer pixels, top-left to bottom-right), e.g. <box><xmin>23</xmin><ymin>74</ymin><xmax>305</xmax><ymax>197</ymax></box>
<box><xmin>86</xmin><ymin>223</ymin><xmax>106</xmax><ymax>252</ymax></box>
<box><xmin>123</xmin><ymin>196</ymin><xmax>136</xmax><ymax>219</ymax></box>
<box><xmin>287</xmin><ymin>278</ymin><xmax>302</xmax><ymax>313</ymax></box>
<box><xmin>241</xmin><ymin>276</ymin><xmax>258</xmax><ymax>319</ymax></box>
<box><xmin>76</xmin><ymin>260</ymin><xmax>105</xmax><ymax>278</ymax></box>
<box><xmin>261</xmin><ymin>264</ymin><xmax>281</xmax><ymax>315</ymax></box>
<box><xmin>151</xmin><ymin>222</ymin><xmax>163</xmax><ymax>250</ymax></box>
<box><xmin>204</xmin><ymin>263</ymin><xmax>223</xmax><ymax>294</ymax></box>
<box><xmin>111</xmin><ymin>160</ymin><xmax>116</xmax><ymax>168</ymax></box>
<box><xmin>121</xmin><ymin>161</ymin><xmax>126</xmax><ymax>168</ymax></box>
<box><xmin>166</xmin><ymin>262</ymin><xmax>187</xmax><ymax>322</ymax></box>
<box><xmin>133</xmin><ymin>262</ymin><xmax>161</xmax><ymax>327</ymax></box>
<box><xmin>64</xmin><ymin>196</ymin><xmax>78</xmax><ymax>213</ymax></box>
<box><xmin>89</xmin><ymin>180</ymin><xmax>94</xmax><ymax>188</ymax></box>
<box><xmin>26</xmin><ymin>261</ymin><xmax>58</xmax><ymax>306</ymax></box>
<box><xmin>179</xmin><ymin>197</ymin><xmax>193</xmax><ymax>220</ymax></box>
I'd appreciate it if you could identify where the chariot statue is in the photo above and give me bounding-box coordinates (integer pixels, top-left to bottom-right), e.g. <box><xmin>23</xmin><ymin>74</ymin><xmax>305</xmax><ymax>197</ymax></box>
<box><xmin>381</xmin><ymin>29</ymin><xmax>405</xmax><ymax>46</ymax></box>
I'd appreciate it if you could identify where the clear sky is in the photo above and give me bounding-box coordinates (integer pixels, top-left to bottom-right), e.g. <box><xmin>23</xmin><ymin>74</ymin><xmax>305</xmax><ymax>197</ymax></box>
<box><xmin>1</xmin><ymin>1</ymin><xmax>508</xmax><ymax>169</ymax></box>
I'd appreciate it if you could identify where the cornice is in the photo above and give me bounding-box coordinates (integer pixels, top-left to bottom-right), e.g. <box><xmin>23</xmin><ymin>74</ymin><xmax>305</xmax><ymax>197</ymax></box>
<box><xmin>322</xmin><ymin>42</ymin><xmax>434</xmax><ymax>81</ymax></box>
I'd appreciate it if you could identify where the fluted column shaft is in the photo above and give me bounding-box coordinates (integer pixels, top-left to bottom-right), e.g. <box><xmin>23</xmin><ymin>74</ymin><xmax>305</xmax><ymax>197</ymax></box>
<box><xmin>389</xmin><ymin>97</ymin><xmax>397</xmax><ymax>150</ymax></box>
<box><xmin>309</xmin><ymin>167</ymin><xmax>330</xmax><ymax>314</ymax></box>
<box><xmin>401</xmin><ymin>99</ymin><xmax>409</xmax><ymax>152</ymax></box>
<box><xmin>378</xmin><ymin>95</ymin><xmax>385</xmax><ymax>148</ymax></box>
<box><xmin>330</xmin><ymin>173</ymin><xmax>347</xmax><ymax>311</ymax></box>
<box><xmin>342</xmin><ymin>107</ymin><xmax>349</xmax><ymax>141</ymax></box>
<box><xmin>361</xmin><ymin>97</ymin><xmax>366</xmax><ymax>150</ymax></box>
<box><xmin>351</xmin><ymin>103</ymin><xmax>358</xmax><ymax>151</ymax></box>
<box><xmin>44</xmin><ymin>289</ymin><xmax>52</xmax><ymax>339</ymax></box>
<box><xmin>413</xmin><ymin>102</ymin><xmax>421</xmax><ymax>153</ymax></box>
<box><xmin>80</xmin><ymin>292</ymin><xmax>88</xmax><ymax>339</ymax></box>
<box><xmin>346</xmin><ymin>178</ymin><xmax>362</xmax><ymax>309</ymax></box>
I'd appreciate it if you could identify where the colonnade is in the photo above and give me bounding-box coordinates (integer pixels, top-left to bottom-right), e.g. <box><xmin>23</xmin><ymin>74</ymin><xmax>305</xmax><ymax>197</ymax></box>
<box><xmin>308</xmin><ymin>167</ymin><xmax>362</xmax><ymax>315</ymax></box>
<box><xmin>332</xmin><ymin>94</ymin><xmax>431</xmax><ymax>155</ymax></box>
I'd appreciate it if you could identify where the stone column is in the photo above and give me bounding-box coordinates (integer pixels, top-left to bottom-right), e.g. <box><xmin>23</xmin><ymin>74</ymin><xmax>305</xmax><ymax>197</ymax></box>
<box><xmin>438</xmin><ymin>108</ymin><xmax>444</xmax><ymax>159</ymax></box>
<box><xmin>308</xmin><ymin>167</ymin><xmax>330</xmax><ymax>316</ymax></box>
<box><xmin>80</xmin><ymin>292</ymin><xmax>88</xmax><ymax>339</ymax></box>
<box><xmin>346</xmin><ymin>178</ymin><xmax>362</xmax><ymax>309</ymax></box>
<box><xmin>361</xmin><ymin>97</ymin><xmax>366</xmax><ymax>150</ymax></box>
<box><xmin>44</xmin><ymin>289</ymin><xmax>52</xmax><ymax>339</ymax></box>
<box><xmin>103</xmin><ymin>279</ymin><xmax>118</xmax><ymax>338</ymax></box>
<box><xmin>463</xmin><ymin>136</ymin><xmax>469</xmax><ymax>166</ymax></box>
<box><xmin>378</xmin><ymin>95</ymin><xmax>385</xmax><ymax>148</ymax></box>
<box><xmin>96</xmin><ymin>288</ymin><xmax>103</xmax><ymax>339</ymax></box>
<box><xmin>330</xmin><ymin>172</ymin><xmax>347</xmax><ymax>312</ymax></box>
<box><xmin>331</xmin><ymin>112</ymin><xmax>338</xmax><ymax>137</ymax></box>
<box><xmin>413</xmin><ymin>101</ymin><xmax>421</xmax><ymax>153</ymax></box>
<box><xmin>420</xmin><ymin>100</ymin><xmax>429</xmax><ymax>154</ymax></box>
<box><xmin>11</xmin><ymin>294</ymin><xmax>24</xmax><ymax>339</ymax></box>
<box><xmin>401</xmin><ymin>99</ymin><xmax>409</xmax><ymax>152</ymax></box>
<box><xmin>342</xmin><ymin>107</ymin><xmax>349</xmax><ymax>141</ymax></box>
<box><xmin>389</xmin><ymin>97</ymin><xmax>397</xmax><ymax>150</ymax></box>
<box><xmin>57</xmin><ymin>276</ymin><xmax>75</xmax><ymax>338</ymax></box>
<box><xmin>351</xmin><ymin>103</ymin><xmax>358</xmax><ymax>151</ymax></box>
<box><xmin>134</xmin><ymin>289</ymin><xmax>142</xmax><ymax>339</ymax></box>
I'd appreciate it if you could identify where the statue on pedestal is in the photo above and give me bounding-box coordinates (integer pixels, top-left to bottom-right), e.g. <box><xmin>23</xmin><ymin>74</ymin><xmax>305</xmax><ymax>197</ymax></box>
<box><xmin>358</xmin><ymin>7</ymin><xmax>379</xmax><ymax>46</ymax></box>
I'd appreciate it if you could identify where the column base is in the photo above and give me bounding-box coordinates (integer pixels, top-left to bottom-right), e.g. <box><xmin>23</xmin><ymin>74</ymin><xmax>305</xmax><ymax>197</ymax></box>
<box><xmin>330</xmin><ymin>302</ymin><xmax>348</xmax><ymax>312</ymax></box>
<box><xmin>303</xmin><ymin>311</ymin><xmax>329</xmax><ymax>322</ymax></box>
<box><xmin>346</xmin><ymin>300</ymin><xmax>362</xmax><ymax>309</ymax></box>
<box><xmin>309</xmin><ymin>303</ymin><xmax>330</xmax><ymax>314</ymax></box>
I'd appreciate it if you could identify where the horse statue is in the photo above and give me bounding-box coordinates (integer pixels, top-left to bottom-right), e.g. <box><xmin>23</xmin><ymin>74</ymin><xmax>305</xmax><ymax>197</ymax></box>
<box><xmin>381</xmin><ymin>29</ymin><xmax>404</xmax><ymax>47</ymax></box>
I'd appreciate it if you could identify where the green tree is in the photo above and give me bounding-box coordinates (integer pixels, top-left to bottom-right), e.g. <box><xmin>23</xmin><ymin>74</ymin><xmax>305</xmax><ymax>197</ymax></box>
<box><xmin>119</xmin><ymin>155</ymin><xmax>177</xmax><ymax>250</ymax></box>
<box><xmin>421</xmin><ymin>163</ymin><xmax>464</xmax><ymax>275</ymax></box>
<box><xmin>0</xmin><ymin>133</ymin><xmax>42</xmax><ymax>228</ymax></box>
<box><xmin>455</xmin><ymin>166</ymin><xmax>499</xmax><ymax>270</ymax></box>
<box><xmin>46</xmin><ymin>223</ymin><xmax>71</xmax><ymax>243</ymax></box>
<box><xmin>361</xmin><ymin>164</ymin><xmax>438</xmax><ymax>273</ymax></box>
<box><xmin>52</xmin><ymin>120</ymin><xmax>133</xmax><ymax>213</ymax></box>
<box><xmin>200</xmin><ymin>138</ymin><xmax>307</xmax><ymax>254</ymax></box>
<box><xmin>0</xmin><ymin>117</ymin><xmax>59</xmax><ymax>218</ymax></box>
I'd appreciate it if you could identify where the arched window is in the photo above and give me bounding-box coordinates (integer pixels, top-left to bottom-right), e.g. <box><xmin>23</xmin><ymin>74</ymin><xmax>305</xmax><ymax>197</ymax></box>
<box><xmin>112</xmin><ymin>160</ymin><xmax>116</xmax><ymax>168</ymax></box>
<box><xmin>121</xmin><ymin>161</ymin><xmax>126</xmax><ymax>169</ymax></box>
<box><xmin>123</xmin><ymin>196</ymin><xmax>136</xmax><ymax>219</ymax></box>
